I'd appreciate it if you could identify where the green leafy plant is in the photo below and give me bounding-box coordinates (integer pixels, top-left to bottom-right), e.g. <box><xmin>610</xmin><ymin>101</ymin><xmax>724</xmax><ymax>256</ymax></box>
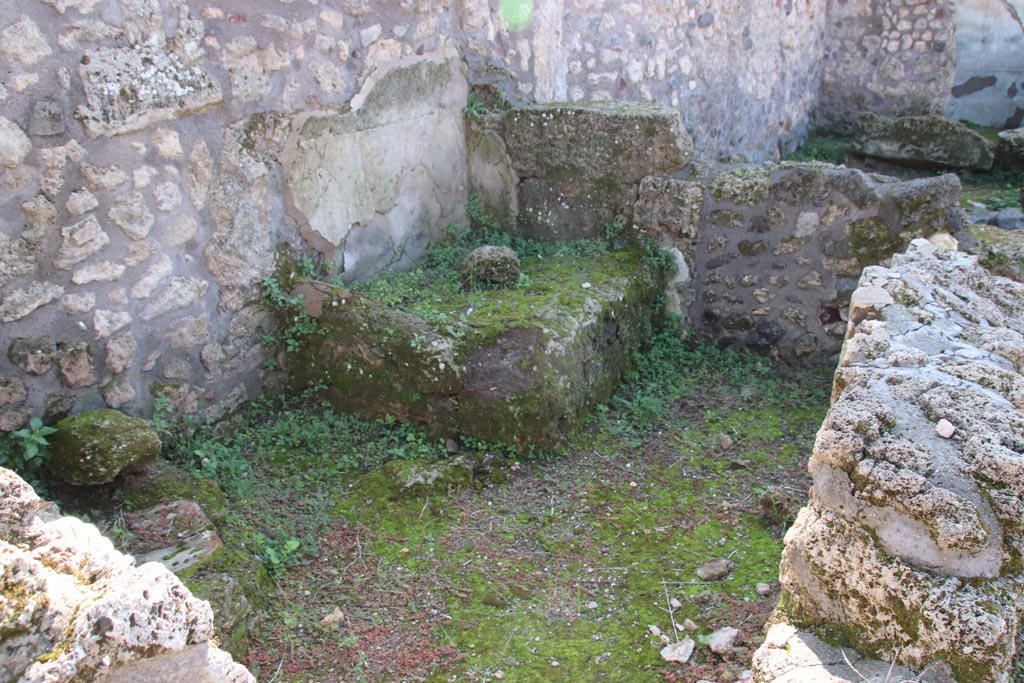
<box><xmin>251</xmin><ymin>532</ymin><xmax>303</xmax><ymax>574</ymax></box>
<box><xmin>7</xmin><ymin>417</ymin><xmax>58</xmax><ymax>474</ymax></box>
<box><xmin>463</xmin><ymin>91</ymin><xmax>487</xmax><ymax>118</ymax></box>
<box><xmin>260</xmin><ymin>274</ymin><xmax>324</xmax><ymax>355</ymax></box>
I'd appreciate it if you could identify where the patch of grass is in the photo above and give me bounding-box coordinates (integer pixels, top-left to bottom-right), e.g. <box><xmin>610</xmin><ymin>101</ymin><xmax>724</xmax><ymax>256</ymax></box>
<box><xmin>784</xmin><ymin>133</ymin><xmax>852</xmax><ymax>164</ymax></box>
<box><xmin>959</xmin><ymin>168</ymin><xmax>1023</xmax><ymax>211</ymax></box>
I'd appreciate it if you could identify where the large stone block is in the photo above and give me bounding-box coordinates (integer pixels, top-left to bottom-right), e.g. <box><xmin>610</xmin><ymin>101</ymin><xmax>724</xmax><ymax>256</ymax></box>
<box><xmin>76</xmin><ymin>44</ymin><xmax>222</xmax><ymax>138</ymax></box>
<box><xmin>48</xmin><ymin>409</ymin><xmax>161</xmax><ymax>485</ymax></box>
<box><xmin>502</xmin><ymin>101</ymin><xmax>693</xmax><ymax>240</ymax></box>
<box><xmin>853</xmin><ymin>113</ymin><xmax>994</xmax><ymax>171</ymax></box>
<box><xmin>757</xmin><ymin>240</ymin><xmax>1024</xmax><ymax>682</ymax></box>
<box><xmin>290</xmin><ymin>247</ymin><xmax>663</xmax><ymax>451</ymax></box>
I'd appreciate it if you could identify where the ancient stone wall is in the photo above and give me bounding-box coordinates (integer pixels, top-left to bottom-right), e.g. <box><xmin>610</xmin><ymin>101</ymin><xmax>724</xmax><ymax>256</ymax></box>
<box><xmin>0</xmin><ymin>466</ymin><xmax>254</xmax><ymax>682</ymax></box>
<box><xmin>461</xmin><ymin>0</ymin><xmax>830</xmax><ymax>161</ymax></box>
<box><xmin>0</xmin><ymin>1</ymin><xmax>469</xmax><ymax>427</ymax></box>
<box><xmin>818</xmin><ymin>0</ymin><xmax>957</xmax><ymax>133</ymax></box>
<box><xmin>0</xmin><ymin>0</ymin><xmax>975</xmax><ymax>428</ymax></box>
<box><xmin>635</xmin><ymin>163</ymin><xmax>964</xmax><ymax>361</ymax></box>
<box><xmin>753</xmin><ymin>239</ymin><xmax>1024</xmax><ymax>682</ymax></box>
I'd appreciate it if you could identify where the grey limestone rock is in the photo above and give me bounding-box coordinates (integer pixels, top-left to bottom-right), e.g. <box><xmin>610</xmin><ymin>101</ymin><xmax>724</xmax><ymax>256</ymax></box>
<box><xmin>854</xmin><ymin>113</ymin><xmax>994</xmax><ymax>171</ymax></box>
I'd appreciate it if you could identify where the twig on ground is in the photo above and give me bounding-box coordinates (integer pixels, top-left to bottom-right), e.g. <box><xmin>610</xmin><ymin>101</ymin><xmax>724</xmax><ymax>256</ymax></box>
<box><xmin>661</xmin><ymin>580</ymin><xmax>682</xmax><ymax>642</ymax></box>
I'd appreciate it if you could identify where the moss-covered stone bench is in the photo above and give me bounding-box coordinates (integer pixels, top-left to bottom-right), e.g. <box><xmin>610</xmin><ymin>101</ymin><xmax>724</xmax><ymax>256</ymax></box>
<box><xmin>289</xmin><ymin>245</ymin><xmax>664</xmax><ymax>451</ymax></box>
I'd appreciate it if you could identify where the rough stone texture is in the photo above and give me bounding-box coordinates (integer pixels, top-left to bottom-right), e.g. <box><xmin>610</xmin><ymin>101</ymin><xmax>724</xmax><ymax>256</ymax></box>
<box><xmin>853</xmin><ymin>113</ymin><xmax>995</xmax><ymax>171</ymax></box>
<box><xmin>466</xmin><ymin>113</ymin><xmax>518</xmax><ymax>228</ymax></box>
<box><xmin>48</xmin><ymin>408</ymin><xmax>161</xmax><ymax>485</ymax></box>
<box><xmin>502</xmin><ymin>101</ymin><xmax>692</xmax><ymax>240</ymax></box>
<box><xmin>0</xmin><ymin>466</ymin><xmax>254</xmax><ymax>683</ymax></box>
<box><xmin>129</xmin><ymin>501</ymin><xmax>224</xmax><ymax>574</ymax></box>
<box><xmin>754</xmin><ymin>239</ymin><xmax>1024</xmax><ymax>682</ymax></box>
<box><xmin>818</xmin><ymin>0</ymin><xmax>956</xmax><ymax>133</ymax></box>
<box><xmin>0</xmin><ymin>0</ymin><xmax>982</xmax><ymax>434</ymax></box>
<box><xmin>635</xmin><ymin>162</ymin><xmax>964</xmax><ymax>361</ymax></box>
<box><xmin>967</xmin><ymin>223</ymin><xmax>1024</xmax><ymax>283</ymax></box>
<box><xmin>461</xmin><ymin>0</ymin><xmax>830</xmax><ymax>160</ymax></box>
<box><xmin>292</xmin><ymin>247</ymin><xmax>663</xmax><ymax>451</ymax></box>
<box><xmin>76</xmin><ymin>44</ymin><xmax>222</xmax><ymax>138</ymax></box>
<box><xmin>283</xmin><ymin>44</ymin><xmax>469</xmax><ymax>281</ymax></box>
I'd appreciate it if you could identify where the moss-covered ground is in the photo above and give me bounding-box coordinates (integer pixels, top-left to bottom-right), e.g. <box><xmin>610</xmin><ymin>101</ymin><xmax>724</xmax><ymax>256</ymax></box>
<box><xmin>53</xmin><ymin>330</ymin><xmax>824</xmax><ymax>683</ymax></box>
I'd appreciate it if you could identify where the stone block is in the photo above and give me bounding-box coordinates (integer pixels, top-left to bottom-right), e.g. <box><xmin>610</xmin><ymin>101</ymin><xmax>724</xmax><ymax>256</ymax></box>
<box><xmin>291</xmin><ymin>247</ymin><xmax>663</xmax><ymax>451</ymax></box>
<box><xmin>48</xmin><ymin>409</ymin><xmax>161</xmax><ymax>485</ymax></box>
<box><xmin>853</xmin><ymin>113</ymin><xmax>994</xmax><ymax>171</ymax></box>
<box><xmin>502</xmin><ymin>101</ymin><xmax>692</xmax><ymax>240</ymax></box>
<box><xmin>758</xmin><ymin>240</ymin><xmax>1024</xmax><ymax>682</ymax></box>
<box><xmin>76</xmin><ymin>44</ymin><xmax>222</xmax><ymax>138</ymax></box>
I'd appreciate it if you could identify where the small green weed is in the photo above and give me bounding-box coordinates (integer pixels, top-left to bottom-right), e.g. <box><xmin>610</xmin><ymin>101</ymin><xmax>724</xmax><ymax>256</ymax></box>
<box><xmin>463</xmin><ymin>91</ymin><xmax>487</xmax><ymax>118</ymax></box>
<box><xmin>5</xmin><ymin>417</ymin><xmax>58</xmax><ymax>475</ymax></box>
<box><xmin>251</xmin><ymin>532</ymin><xmax>304</xmax><ymax>575</ymax></box>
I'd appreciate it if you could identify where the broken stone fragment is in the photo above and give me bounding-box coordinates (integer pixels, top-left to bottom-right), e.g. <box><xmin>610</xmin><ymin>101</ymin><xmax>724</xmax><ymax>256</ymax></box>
<box><xmin>460</xmin><ymin>245</ymin><xmax>521</xmax><ymax>288</ymax></box>
<box><xmin>854</xmin><ymin>113</ymin><xmax>994</xmax><ymax>171</ymax></box>
<box><xmin>707</xmin><ymin>626</ymin><xmax>739</xmax><ymax>655</ymax></box>
<box><xmin>660</xmin><ymin>637</ymin><xmax>695</xmax><ymax>663</ymax></box>
<box><xmin>696</xmin><ymin>557</ymin><xmax>733</xmax><ymax>581</ymax></box>
<box><xmin>128</xmin><ymin>500</ymin><xmax>223</xmax><ymax>573</ymax></box>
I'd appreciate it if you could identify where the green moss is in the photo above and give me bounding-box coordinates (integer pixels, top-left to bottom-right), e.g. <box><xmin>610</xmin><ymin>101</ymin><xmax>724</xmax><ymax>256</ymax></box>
<box><xmin>710</xmin><ymin>166</ymin><xmax>772</xmax><ymax>206</ymax></box>
<box><xmin>294</xmin><ymin>246</ymin><xmax>663</xmax><ymax>451</ymax></box>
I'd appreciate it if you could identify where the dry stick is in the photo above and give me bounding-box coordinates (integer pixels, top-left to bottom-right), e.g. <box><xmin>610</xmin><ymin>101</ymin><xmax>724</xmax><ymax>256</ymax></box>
<box><xmin>661</xmin><ymin>580</ymin><xmax>682</xmax><ymax>642</ymax></box>
<box><xmin>267</xmin><ymin>659</ymin><xmax>285</xmax><ymax>683</ymax></box>
<box><xmin>840</xmin><ymin>648</ymin><xmax>902</xmax><ymax>683</ymax></box>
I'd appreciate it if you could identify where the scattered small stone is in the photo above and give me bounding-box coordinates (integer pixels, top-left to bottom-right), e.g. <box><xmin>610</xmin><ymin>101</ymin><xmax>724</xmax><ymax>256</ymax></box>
<box><xmin>320</xmin><ymin>607</ymin><xmax>345</xmax><ymax>629</ymax></box>
<box><xmin>549</xmin><ymin>659</ymin><xmax>560</xmax><ymax>667</ymax></box>
<box><xmin>594</xmin><ymin>652</ymin><xmax>611</xmax><ymax>664</ymax></box>
<box><xmin>716</xmin><ymin>433</ymin><xmax>734</xmax><ymax>450</ymax></box>
<box><xmin>708</xmin><ymin>626</ymin><xmax>739</xmax><ymax>655</ymax></box>
<box><xmin>670</xmin><ymin>597</ymin><xmax>682</xmax><ymax>610</ymax></box>
<box><xmin>935</xmin><ymin>419</ymin><xmax>955</xmax><ymax>439</ymax></box>
<box><xmin>660</xmin><ymin>637</ymin><xmax>695</xmax><ymax>663</ymax></box>
<box><xmin>696</xmin><ymin>557</ymin><xmax>734</xmax><ymax>581</ymax></box>
<box><xmin>585</xmin><ymin>600</ymin><xmax>598</xmax><ymax>610</ymax></box>
<box><xmin>756</xmin><ymin>582</ymin><xmax>773</xmax><ymax>596</ymax></box>
<box><xmin>648</xmin><ymin>624</ymin><xmax>662</xmax><ymax>637</ymax></box>
<box><xmin>683</xmin><ymin>618</ymin><xmax>698</xmax><ymax>631</ymax></box>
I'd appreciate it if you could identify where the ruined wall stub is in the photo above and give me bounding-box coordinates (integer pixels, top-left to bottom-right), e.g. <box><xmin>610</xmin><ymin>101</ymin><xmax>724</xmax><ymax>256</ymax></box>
<box><xmin>754</xmin><ymin>239</ymin><xmax>1024</xmax><ymax>682</ymax></box>
<box><xmin>635</xmin><ymin>163</ymin><xmax>964</xmax><ymax>362</ymax></box>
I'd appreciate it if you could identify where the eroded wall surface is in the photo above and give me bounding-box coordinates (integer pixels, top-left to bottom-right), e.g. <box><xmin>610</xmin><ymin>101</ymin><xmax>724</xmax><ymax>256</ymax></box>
<box><xmin>949</xmin><ymin>0</ymin><xmax>1024</xmax><ymax>128</ymax></box>
<box><xmin>635</xmin><ymin>163</ymin><xmax>964</xmax><ymax>361</ymax></box>
<box><xmin>461</xmin><ymin>0</ymin><xmax>830</xmax><ymax>160</ymax></box>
